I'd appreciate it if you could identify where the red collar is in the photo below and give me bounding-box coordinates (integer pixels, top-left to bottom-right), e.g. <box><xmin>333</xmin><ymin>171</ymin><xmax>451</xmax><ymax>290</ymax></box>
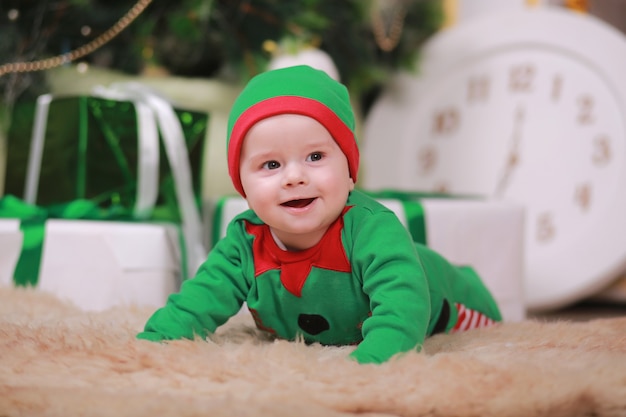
<box><xmin>245</xmin><ymin>207</ymin><xmax>352</xmax><ymax>297</ymax></box>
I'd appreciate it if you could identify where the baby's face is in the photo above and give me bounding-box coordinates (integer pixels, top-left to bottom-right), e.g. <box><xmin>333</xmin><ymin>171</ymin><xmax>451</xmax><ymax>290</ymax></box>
<box><xmin>239</xmin><ymin>114</ymin><xmax>355</xmax><ymax>250</ymax></box>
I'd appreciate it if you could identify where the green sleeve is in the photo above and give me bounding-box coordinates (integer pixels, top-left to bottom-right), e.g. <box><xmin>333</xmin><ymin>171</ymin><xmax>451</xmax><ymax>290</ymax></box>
<box><xmin>137</xmin><ymin>223</ymin><xmax>251</xmax><ymax>342</ymax></box>
<box><xmin>347</xmin><ymin>210</ymin><xmax>432</xmax><ymax>364</ymax></box>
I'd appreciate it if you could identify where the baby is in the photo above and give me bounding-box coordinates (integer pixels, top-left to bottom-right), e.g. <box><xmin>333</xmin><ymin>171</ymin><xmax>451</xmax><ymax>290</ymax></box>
<box><xmin>137</xmin><ymin>65</ymin><xmax>502</xmax><ymax>364</ymax></box>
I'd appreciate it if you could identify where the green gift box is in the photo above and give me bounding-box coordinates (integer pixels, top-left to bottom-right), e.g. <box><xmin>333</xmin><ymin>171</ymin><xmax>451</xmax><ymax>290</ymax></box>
<box><xmin>6</xmin><ymin>92</ymin><xmax>206</xmax><ymax>220</ymax></box>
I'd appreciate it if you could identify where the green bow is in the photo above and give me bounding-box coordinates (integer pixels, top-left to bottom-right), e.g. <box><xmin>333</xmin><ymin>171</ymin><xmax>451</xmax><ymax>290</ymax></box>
<box><xmin>0</xmin><ymin>195</ymin><xmax>134</xmax><ymax>286</ymax></box>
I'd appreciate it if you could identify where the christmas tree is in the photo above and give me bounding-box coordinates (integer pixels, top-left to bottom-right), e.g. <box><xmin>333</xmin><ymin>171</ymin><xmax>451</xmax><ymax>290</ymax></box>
<box><xmin>0</xmin><ymin>0</ymin><xmax>443</xmax><ymax>103</ymax></box>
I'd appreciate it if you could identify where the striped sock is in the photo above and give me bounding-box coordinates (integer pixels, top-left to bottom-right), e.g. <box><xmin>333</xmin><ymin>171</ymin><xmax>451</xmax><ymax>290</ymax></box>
<box><xmin>451</xmin><ymin>303</ymin><xmax>497</xmax><ymax>333</ymax></box>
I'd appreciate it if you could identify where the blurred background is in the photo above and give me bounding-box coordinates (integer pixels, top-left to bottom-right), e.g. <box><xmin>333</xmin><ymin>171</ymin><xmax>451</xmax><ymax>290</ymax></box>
<box><xmin>2</xmin><ymin>0</ymin><xmax>626</xmax><ymax>182</ymax></box>
<box><xmin>2</xmin><ymin>0</ymin><xmax>625</xmax><ymax>114</ymax></box>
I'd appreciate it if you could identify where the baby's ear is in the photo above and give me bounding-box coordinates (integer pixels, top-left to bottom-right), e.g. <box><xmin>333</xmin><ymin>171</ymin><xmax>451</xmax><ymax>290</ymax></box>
<box><xmin>348</xmin><ymin>177</ymin><xmax>355</xmax><ymax>191</ymax></box>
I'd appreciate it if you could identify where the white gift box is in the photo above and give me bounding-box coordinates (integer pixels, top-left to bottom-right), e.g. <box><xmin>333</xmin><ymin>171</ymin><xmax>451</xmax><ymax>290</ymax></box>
<box><xmin>209</xmin><ymin>195</ymin><xmax>527</xmax><ymax>322</ymax></box>
<box><xmin>0</xmin><ymin>219</ymin><xmax>181</xmax><ymax>312</ymax></box>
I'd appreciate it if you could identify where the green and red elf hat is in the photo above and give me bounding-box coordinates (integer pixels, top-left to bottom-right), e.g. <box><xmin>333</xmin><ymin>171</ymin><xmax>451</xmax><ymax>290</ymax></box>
<box><xmin>226</xmin><ymin>65</ymin><xmax>359</xmax><ymax>197</ymax></box>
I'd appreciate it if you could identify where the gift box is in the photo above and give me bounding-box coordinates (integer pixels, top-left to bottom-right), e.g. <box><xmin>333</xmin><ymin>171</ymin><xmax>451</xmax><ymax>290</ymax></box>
<box><xmin>43</xmin><ymin>65</ymin><xmax>242</xmax><ymax>201</ymax></box>
<box><xmin>208</xmin><ymin>192</ymin><xmax>526</xmax><ymax>322</ymax></box>
<box><xmin>4</xmin><ymin>84</ymin><xmax>210</xmax><ymax>275</ymax></box>
<box><xmin>5</xmin><ymin>91</ymin><xmax>206</xmax><ymax>211</ymax></box>
<box><xmin>6</xmin><ymin>97</ymin><xmax>202</xmax><ymax>211</ymax></box>
<box><xmin>0</xmin><ymin>218</ymin><xmax>181</xmax><ymax>312</ymax></box>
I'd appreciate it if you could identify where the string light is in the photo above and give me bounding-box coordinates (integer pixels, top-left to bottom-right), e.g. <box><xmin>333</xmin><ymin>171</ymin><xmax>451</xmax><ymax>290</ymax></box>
<box><xmin>7</xmin><ymin>9</ymin><xmax>19</xmax><ymax>21</ymax></box>
<box><xmin>0</xmin><ymin>0</ymin><xmax>153</xmax><ymax>77</ymax></box>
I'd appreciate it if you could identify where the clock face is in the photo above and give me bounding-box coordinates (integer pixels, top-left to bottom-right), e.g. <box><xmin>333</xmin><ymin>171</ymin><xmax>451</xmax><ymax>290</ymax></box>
<box><xmin>362</xmin><ymin>9</ymin><xmax>626</xmax><ymax>311</ymax></box>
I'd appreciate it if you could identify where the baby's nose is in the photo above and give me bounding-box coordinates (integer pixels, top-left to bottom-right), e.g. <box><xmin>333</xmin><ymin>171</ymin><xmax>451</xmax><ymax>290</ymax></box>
<box><xmin>282</xmin><ymin>163</ymin><xmax>307</xmax><ymax>186</ymax></box>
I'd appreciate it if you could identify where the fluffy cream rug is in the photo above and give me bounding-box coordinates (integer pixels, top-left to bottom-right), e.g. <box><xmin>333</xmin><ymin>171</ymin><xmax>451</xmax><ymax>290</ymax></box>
<box><xmin>1</xmin><ymin>286</ymin><xmax>625</xmax><ymax>417</ymax></box>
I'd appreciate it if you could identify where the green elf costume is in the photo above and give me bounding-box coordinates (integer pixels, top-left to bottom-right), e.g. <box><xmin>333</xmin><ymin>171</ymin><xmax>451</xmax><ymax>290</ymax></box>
<box><xmin>137</xmin><ymin>65</ymin><xmax>502</xmax><ymax>364</ymax></box>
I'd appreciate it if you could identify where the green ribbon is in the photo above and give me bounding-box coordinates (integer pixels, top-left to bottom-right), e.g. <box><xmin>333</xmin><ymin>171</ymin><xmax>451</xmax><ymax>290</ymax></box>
<box><xmin>0</xmin><ymin>195</ymin><xmax>134</xmax><ymax>286</ymax></box>
<box><xmin>402</xmin><ymin>198</ymin><xmax>427</xmax><ymax>245</ymax></box>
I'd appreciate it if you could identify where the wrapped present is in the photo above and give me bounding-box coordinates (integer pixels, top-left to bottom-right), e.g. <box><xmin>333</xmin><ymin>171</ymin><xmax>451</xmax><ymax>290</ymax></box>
<box><xmin>44</xmin><ymin>65</ymin><xmax>242</xmax><ymax>201</ymax></box>
<box><xmin>0</xmin><ymin>196</ymin><xmax>181</xmax><ymax>311</ymax></box>
<box><xmin>0</xmin><ymin>221</ymin><xmax>180</xmax><ymax>312</ymax></box>
<box><xmin>5</xmin><ymin>83</ymin><xmax>209</xmax><ymax>275</ymax></box>
<box><xmin>6</xmin><ymin>92</ymin><xmax>203</xmax><ymax>212</ymax></box>
<box><xmin>209</xmin><ymin>191</ymin><xmax>526</xmax><ymax>322</ymax></box>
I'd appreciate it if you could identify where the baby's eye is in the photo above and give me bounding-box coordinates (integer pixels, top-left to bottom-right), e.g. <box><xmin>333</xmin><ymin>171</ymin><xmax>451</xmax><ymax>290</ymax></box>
<box><xmin>262</xmin><ymin>160</ymin><xmax>280</xmax><ymax>170</ymax></box>
<box><xmin>307</xmin><ymin>152</ymin><xmax>323</xmax><ymax>162</ymax></box>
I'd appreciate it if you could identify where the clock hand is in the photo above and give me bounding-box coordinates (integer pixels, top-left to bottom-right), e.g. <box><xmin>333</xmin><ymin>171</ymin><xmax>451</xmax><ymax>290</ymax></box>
<box><xmin>495</xmin><ymin>105</ymin><xmax>525</xmax><ymax>197</ymax></box>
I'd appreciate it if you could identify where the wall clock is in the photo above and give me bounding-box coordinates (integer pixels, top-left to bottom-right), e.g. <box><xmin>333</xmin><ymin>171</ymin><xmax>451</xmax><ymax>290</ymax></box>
<box><xmin>361</xmin><ymin>7</ymin><xmax>626</xmax><ymax>311</ymax></box>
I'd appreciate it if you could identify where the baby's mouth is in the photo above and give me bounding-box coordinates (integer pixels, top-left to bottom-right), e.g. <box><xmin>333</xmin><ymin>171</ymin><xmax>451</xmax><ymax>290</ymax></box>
<box><xmin>281</xmin><ymin>198</ymin><xmax>316</xmax><ymax>208</ymax></box>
